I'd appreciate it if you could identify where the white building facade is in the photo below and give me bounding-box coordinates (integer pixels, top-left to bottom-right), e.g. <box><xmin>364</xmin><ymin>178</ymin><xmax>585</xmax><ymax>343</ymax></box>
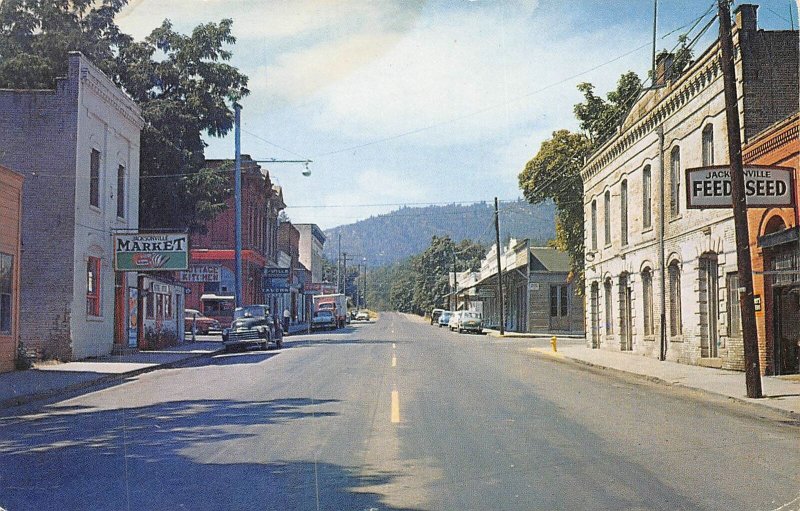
<box><xmin>0</xmin><ymin>52</ymin><xmax>144</xmax><ymax>360</ymax></box>
<box><xmin>582</xmin><ymin>5</ymin><xmax>798</xmax><ymax>370</ymax></box>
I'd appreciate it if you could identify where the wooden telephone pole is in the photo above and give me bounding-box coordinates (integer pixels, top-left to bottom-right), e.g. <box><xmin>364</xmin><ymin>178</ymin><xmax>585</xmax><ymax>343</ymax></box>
<box><xmin>717</xmin><ymin>0</ymin><xmax>762</xmax><ymax>398</ymax></box>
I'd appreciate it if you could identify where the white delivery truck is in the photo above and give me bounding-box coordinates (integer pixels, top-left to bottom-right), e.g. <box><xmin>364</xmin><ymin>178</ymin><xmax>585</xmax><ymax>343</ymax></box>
<box><xmin>313</xmin><ymin>293</ymin><xmax>348</xmax><ymax>328</ymax></box>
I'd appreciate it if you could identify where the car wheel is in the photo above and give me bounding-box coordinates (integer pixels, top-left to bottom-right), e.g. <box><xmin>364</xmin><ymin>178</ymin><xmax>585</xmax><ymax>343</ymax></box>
<box><xmin>276</xmin><ymin>337</ymin><xmax>283</xmax><ymax>349</ymax></box>
<box><xmin>457</xmin><ymin>326</ymin><xmax>462</xmax><ymax>333</ymax></box>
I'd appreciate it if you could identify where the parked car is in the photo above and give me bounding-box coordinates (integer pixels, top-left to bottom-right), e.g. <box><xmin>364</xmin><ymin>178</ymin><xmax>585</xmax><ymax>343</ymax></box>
<box><xmin>449</xmin><ymin>311</ymin><xmax>483</xmax><ymax>334</ymax></box>
<box><xmin>430</xmin><ymin>308</ymin><xmax>445</xmax><ymax>325</ymax></box>
<box><xmin>222</xmin><ymin>305</ymin><xmax>283</xmax><ymax>352</ymax></box>
<box><xmin>355</xmin><ymin>310</ymin><xmax>369</xmax><ymax>321</ymax></box>
<box><xmin>184</xmin><ymin>308</ymin><xmax>220</xmax><ymax>335</ymax></box>
<box><xmin>311</xmin><ymin>310</ymin><xmax>337</xmax><ymax>331</ymax></box>
<box><xmin>438</xmin><ymin>311</ymin><xmax>453</xmax><ymax>328</ymax></box>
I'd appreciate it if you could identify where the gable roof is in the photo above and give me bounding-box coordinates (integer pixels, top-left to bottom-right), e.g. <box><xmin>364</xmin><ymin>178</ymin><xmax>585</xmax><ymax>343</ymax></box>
<box><xmin>529</xmin><ymin>247</ymin><xmax>570</xmax><ymax>272</ymax></box>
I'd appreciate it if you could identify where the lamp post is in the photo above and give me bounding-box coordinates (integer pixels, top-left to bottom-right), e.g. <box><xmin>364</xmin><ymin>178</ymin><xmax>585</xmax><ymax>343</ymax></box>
<box><xmin>232</xmin><ymin>103</ymin><xmax>312</xmax><ymax>310</ymax></box>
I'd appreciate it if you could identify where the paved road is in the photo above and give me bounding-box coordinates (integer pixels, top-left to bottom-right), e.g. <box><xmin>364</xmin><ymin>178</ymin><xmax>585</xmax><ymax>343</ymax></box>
<box><xmin>0</xmin><ymin>312</ymin><xmax>797</xmax><ymax>510</ymax></box>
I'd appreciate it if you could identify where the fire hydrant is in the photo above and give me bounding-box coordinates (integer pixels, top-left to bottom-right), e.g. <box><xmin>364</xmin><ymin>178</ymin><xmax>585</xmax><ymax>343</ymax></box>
<box><xmin>551</xmin><ymin>336</ymin><xmax>557</xmax><ymax>352</ymax></box>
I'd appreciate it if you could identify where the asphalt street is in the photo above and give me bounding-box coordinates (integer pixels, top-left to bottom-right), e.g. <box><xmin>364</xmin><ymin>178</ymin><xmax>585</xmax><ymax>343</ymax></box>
<box><xmin>0</xmin><ymin>312</ymin><xmax>797</xmax><ymax>510</ymax></box>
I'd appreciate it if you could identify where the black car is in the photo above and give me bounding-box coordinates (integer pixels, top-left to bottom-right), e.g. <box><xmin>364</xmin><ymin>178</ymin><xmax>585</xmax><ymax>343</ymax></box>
<box><xmin>222</xmin><ymin>305</ymin><xmax>283</xmax><ymax>352</ymax></box>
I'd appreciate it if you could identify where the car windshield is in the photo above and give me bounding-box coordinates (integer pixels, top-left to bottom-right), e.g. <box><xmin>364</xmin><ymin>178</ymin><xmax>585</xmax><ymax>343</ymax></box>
<box><xmin>234</xmin><ymin>306</ymin><xmax>267</xmax><ymax>319</ymax></box>
<box><xmin>464</xmin><ymin>312</ymin><xmax>481</xmax><ymax>319</ymax></box>
<box><xmin>315</xmin><ymin>311</ymin><xmax>333</xmax><ymax>318</ymax></box>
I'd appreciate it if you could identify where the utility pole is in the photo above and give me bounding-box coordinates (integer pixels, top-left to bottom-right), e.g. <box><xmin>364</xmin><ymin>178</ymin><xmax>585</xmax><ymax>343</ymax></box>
<box><xmin>452</xmin><ymin>249</ymin><xmax>458</xmax><ymax>310</ymax></box>
<box><xmin>494</xmin><ymin>197</ymin><xmax>505</xmax><ymax>336</ymax></box>
<box><xmin>233</xmin><ymin>103</ymin><xmax>243</xmax><ymax>308</ymax></box>
<box><xmin>336</xmin><ymin>234</ymin><xmax>342</xmax><ymax>293</ymax></box>
<box><xmin>718</xmin><ymin>0</ymin><xmax>762</xmax><ymax>398</ymax></box>
<box><xmin>342</xmin><ymin>252</ymin><xmax>347</xmax><ymax>300</ymax></box>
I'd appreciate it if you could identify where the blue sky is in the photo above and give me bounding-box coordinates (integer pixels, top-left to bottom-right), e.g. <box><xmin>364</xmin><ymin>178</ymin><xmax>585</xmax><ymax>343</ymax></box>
<box><xmin>117</xmin><ymin>0</ymin><xmax>797</xmax><ymax>230</ymax></box>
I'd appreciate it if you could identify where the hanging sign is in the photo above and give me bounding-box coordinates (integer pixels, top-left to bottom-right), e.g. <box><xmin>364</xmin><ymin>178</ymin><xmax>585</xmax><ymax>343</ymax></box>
<box><xmin>114</xmin><ymin>233</ymin><xmax>189</xmax><ymax>271</ymax></box>
<box><xmin>686</xmin><ymin>165</ymin><xmax>794</xmax><ymax>209</ymax></box>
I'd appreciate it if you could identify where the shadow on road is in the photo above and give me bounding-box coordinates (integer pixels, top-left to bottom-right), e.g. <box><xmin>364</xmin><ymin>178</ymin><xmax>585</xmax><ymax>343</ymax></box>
<box><xmin>0</xmin><ymin>397</ymin><xmax>425</xmax><ymax>510</ymax></box>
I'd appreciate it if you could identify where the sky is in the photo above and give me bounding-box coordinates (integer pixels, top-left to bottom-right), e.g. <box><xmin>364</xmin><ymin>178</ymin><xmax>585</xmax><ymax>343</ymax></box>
<box><xmin>116</xmin><ymin>0</ymin><xmax>797</xmax><ymax>230</ymax></box>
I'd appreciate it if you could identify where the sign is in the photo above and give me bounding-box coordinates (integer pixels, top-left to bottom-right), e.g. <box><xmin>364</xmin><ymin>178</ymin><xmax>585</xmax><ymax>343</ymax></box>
<box><xmin>477</xmin><ymin>288</ymin><xmax>495</xmax><ymax>298</ymax></box>
<box><xmin>264</xmin><ymin>287</ymin><xmax>290</xmax><ymax>294</ymax></box>
<box><xmin>306</xmin><ymin>282</ymin><xmax>337</xmax><ymax>294</ymax></box>
<box><xmin>177</xmin><ymin>264</ymin><xmax>221</xmax><ymax>283</ymax></box>
<box><xmin>263</xmin><ymin>267</ymin><xmax>290</xmax><ymax>293</ymax></box>
<box><xmin>264</xmin><ymin>267</ymin><xmax>291</xmax><ymax>278</ymax></box>
<box><xmin>686</xmin><ymin>165</ymin><xmax>794</xmax><ymax>209</ymax></box>
<box><xmin>114</xmin><ymin>233</ymin><xmax>188</xmax><ymax>271</ymax></box>
<box><xmin>753</xmin><ymin>295</ymin><xmax>762</xmax><ymax>312</ymax></box>
<box><xmin>127</xmin><ymin>287</ymin><xmax>138</xmax><ymax>348</ymax></box>
<box><xmin>151</xmin><ymin>282</ymin><xmax>170</xmax><ymax>294</ymax></box>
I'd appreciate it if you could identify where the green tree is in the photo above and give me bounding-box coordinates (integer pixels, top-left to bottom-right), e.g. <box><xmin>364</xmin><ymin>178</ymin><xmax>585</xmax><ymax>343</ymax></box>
<box><xmin>573</xmin><ymin>71</ymin><xmax>642</xmax><ymax>146</ymax></box>
<box><xmin>117</xmin><ymin>19</ymin><xmax>248</xmax><ymax>230</ymax></box>
<box><xmin>0</xmin><ymin>0</ymin><xmax>129</xmax><ymax>89</ymax></box>
<box><xmin>0</xmin><ymin>3</ymin><xmax>248</xmax><ymax>232</ymax></box>
<box><xmin>518</xmin><ymin>130</ymin><xmax>592</xmax><ymax>290</ymax></box>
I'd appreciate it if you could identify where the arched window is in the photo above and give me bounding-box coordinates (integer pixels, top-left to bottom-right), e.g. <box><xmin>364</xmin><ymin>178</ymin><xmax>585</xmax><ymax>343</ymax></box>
<box><xmin>642</xmin><ymin>165</ymin><xmax>652</xmax><ymax>229</ymax></box>
<box><xmin>604</xmin><ymin>277</ymin><xmax>613</xmax><ymax>335</ymax></box>
<box><xmin>604</xmin><ymin>190</ymin><xmax>611</xmax><ymax>246</ymax></box>
<box><xmin>668</xmin><ymin>260</ymin><xmax>682</xmax><ymax>336</ymax></box>
<box><xmin>620</xmin><ymin>180</ymin><xmax>628</xmax><ymax>246</ymax></box>
<box><xmin>670</xmin><ymin>146</ymin><xmax>681</xmax><ymax>217</ymax></box>
<box><xmin>642</xmin><ymin>267</ymin><xmax>654</xmax><ymax>336</ymax></box>
<box><xmin>702</xmin><ymin>124</ymin><xmax>714</xmax><ymax>166</ymax></box>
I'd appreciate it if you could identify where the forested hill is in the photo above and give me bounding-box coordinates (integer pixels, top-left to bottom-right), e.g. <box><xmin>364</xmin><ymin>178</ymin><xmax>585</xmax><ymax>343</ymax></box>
<box><xmin>323</xmin><ymin>199</ymin><xmax>557</xmax><ymax>267</ymax></box>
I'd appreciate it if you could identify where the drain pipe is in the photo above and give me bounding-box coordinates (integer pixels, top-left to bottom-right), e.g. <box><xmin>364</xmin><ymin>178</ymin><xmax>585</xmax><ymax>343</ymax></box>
<box><xmin>657</xmin><ymin>126</ymin><xmax>667</xmax><ymax>361</ymax></box>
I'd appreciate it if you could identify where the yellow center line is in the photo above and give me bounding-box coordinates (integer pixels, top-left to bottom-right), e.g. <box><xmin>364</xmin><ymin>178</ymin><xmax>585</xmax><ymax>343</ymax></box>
<box><xmin>391</xmin><ymin>354</ymin><xmax>397</xmax><ymax>367</ymax></box>
<box><xmin>391</xmin><ymin>389</ymin><xmax>401</xmax><ymax>423</ymax></box>
<box><xmin>392</xmin><ymin>343</ymin><xmax>396</xmax><ymax>349</ymax></box>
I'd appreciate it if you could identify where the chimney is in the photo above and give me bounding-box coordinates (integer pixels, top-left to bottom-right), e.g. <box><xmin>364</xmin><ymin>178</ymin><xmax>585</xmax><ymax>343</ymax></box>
<box><xmin>654</xmin><ymin>52</ymin><xmax>674</xmax><ymax>86</ymax></box>
<box><xmin>734</xmin><ymin>4</ymin><xmax>758</xmax><ymax>32</ymax></box>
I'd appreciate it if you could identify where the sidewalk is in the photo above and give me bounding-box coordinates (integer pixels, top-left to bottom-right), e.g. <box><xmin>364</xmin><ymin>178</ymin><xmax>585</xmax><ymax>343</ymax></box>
<box><xmin>530</xmin><ymin>342</ymin><xmax>800</xmax><ymax>417</ymax></box>
<box><xmin>0</xmin><ymin>340</ymin><xmax>224</xmax><ymax>409</ymax></box>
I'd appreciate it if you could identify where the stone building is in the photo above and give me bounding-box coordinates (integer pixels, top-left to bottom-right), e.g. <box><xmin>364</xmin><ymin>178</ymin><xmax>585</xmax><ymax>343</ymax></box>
<box><xmin>0</xmin><ymin>53</ymin><xmax>144</xmax><ymax>360</ymax></box>
<box><xmin>0</xmin><ymin>165</ymin><xmax>23</xmax><ymax>371</ymax></box>
<box><xmin>582</xmin><ymin>5</ymin><xmax>798</xmax><ymax>370</ymax></box>
<box><xmin>744</xmin><ymin>112</ymin><xmax>799</xmax><ymax>375</ymax></box>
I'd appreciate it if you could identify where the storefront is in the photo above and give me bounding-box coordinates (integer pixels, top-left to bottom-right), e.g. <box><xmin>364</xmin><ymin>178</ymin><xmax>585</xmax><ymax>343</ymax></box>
<box><xmin>0</xmin><ymin>165</ymin><xmax>23</xmax><ymax>372</ymax></box>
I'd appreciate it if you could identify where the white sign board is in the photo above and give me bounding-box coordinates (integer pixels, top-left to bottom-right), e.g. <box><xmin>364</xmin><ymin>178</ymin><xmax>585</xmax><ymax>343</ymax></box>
<box><xmin>177</xmin><ymin>264</ymin><xmax>221</xmax><ymax>283</ymax></box>
<box><xmin>686</xmin><ymin>165</ymin><xmax>794</xmax><ymax>209</ymax></box>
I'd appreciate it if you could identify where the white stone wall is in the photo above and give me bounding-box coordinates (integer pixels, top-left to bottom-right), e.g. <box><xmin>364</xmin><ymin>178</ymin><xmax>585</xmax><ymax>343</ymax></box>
<box><xmin>70</xmin><ymin>53</ymin><xmax>143</xmax><ymax>359</ymax></box>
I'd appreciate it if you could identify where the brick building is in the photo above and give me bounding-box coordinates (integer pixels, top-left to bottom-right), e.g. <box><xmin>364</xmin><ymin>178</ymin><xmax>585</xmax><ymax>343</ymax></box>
<box><xmin>278</xmin><ymin>222</ymin><xmax>301</xmax><ymax>322</ymax></box>
<box><xmin>0</xmin><ymin>53</ymin><xmax>144</xmax><ymax>360</ymax></box>
<box><xmin>744</xmin><ymin>112</ymin><xmax>799</xmax><ymax>375</ymax></box>
<box><xmin>0</xmin><ymin>165</ymin><xmax>23</xmax><ymax>372</ymax></box>
<box><xmin>183</xmin><ymin>156</ymin><xmax>285</xmax><ymax>326</ymax></box>
<box><xmin>582</xmin><ymin>5</ymin><xmax>798</xmax><ymax>370</ymax></box>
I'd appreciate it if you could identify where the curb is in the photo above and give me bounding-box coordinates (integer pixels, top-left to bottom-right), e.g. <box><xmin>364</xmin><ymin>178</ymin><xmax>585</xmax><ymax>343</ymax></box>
<box><xmin>0</xmin><ymin>347</ymin><xmax>225</xmax><ymax>410</ymax></box>
<box><xmin>528</xmin><ymin>348</ymin><xmax>800</xmax><ymax>422</ymax></box>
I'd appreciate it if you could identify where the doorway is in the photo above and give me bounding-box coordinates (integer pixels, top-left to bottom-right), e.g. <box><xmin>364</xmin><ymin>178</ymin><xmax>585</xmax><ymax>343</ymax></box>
<box><xmin>619</xmin><ymin>274</ymin><xmax>633</xmax><ymax>351</ymax></box>
<box><xmin>773</xmin><ymin>286</ymin><xmax>800</xmax><ymax>375</ymax></box>
<box><xmin>699</xmin><ymin>253</ymin><xmax>719</xmax><ymax>358</ymax></box>
<box><xmin>590</xmin><ymin>282</ymin><xmax>600</xmax><ymax>348</ymax></box>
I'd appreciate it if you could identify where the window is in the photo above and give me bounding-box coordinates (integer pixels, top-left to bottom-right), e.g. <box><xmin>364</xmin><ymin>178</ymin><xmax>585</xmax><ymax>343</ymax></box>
<box><xmin>549</xmin><ymin>285</ymin><xmax>570</xmax><ymax>317</ymax></box>
<box><xmin>116</xmin><ymin>165</ymin><xmax>125</xmax><ymax>218</ymax></box>
<box><xmin>86</xmin><ymin>256</ymin><xmax>101</xmax><ymax>316</ymax></box>
<box><xmin>642</xmin><ymin>165</ymin><xmax>652</xmax><ymax>229</ymax></box>
<box><xmin>146</xmin><ymin>293</ymin><xmax>155</xmax><ymax>320</ymax></box>
<box><xmin>604</xmin><ymin>190</ymin><xmax>611</xmax><ymax>246</ymax></box>
<box><xmin>727</xmin><ymin>273</ymin><xmax>742</xmax><ymax>337</ymax></box>
<box><xmin>668</xmin><ymin>261</ymin><xmax>682</xmax><ymax>336</ymax></box>
<box><xmin>620</xmin><ymin>180</ymin><xmax>628</xmax><ymax>246</ymax></box>
<box><xmin>90</xmin><ymin>149</ymin><xmax>100</xmax><ymax>208</ymax></box>
<box><xmin>702</xmin><ymin>124</ymin><xmax>714</xmax><ymax>166</ymax></box>
<box><xmin>590</xmin><ymin>200</ymin><xmax>598</xmax><ymax>250</ymax></box>
<box><xmin>0</xmin><ymin>253</ymin><xmax>13</xmax><ymax>334</ymax></box>
<box><xmin>670</xmin><ymin>146</ymin><xmax>681</xmax><ymax>217</ymax></box>
<box><xmin>642</xmin><ymin>268</ymin><xmax>654</xmax><ymax>336</ymax></box>
<box><xmin>604</xmin><ymin>278</ymin><xmax>613</xmax><ymax>334</ymax></box>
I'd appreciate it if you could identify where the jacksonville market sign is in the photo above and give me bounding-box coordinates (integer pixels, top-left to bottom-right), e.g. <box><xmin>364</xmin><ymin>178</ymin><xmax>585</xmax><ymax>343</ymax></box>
<box><xmin>686</xmin><ymin>165</ymin><xmax>794</xmax><ymax>209</ymax></box>
<box><xmin>114</xmin><ymin>233</ymin><xmax>189</xmax><ymax>271</ymax></box>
